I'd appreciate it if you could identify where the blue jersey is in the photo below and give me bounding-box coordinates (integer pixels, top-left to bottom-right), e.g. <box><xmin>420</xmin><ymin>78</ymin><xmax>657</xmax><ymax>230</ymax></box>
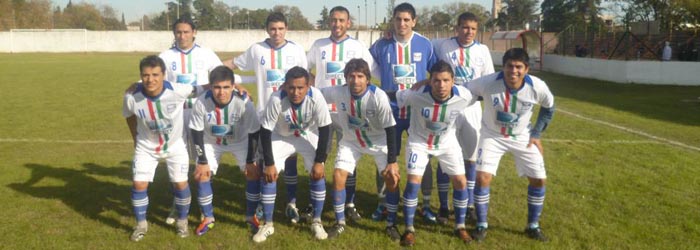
<box><xmin>369</xmin><ymin>32</ymin><xmax>437</xmax><ymax>119</ymax></box>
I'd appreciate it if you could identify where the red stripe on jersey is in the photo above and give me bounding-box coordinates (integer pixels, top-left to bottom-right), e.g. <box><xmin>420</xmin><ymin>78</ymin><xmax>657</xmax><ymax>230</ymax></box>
<box><xmin>147</xmin><ymin>99</ymin><xmax>164</xmax><ymax>154</ymax></box>
<box><xmin>180</xmin><ymin>53</ymin><xmax>186</xmax><ymax>74</ymax></box>
<box><xmin>350</xmin><ymin>98</ymin><xmax>366</xmax><ymax>147</ymax></box>
<box><xmin>331</xmin><ymin>42</ymin><xmax>337</xmax><ymax>86</ymax></box>
<box><xmin>501</xmin><ymin>91</ymin><xmax>510</xmax><ymax>138</ymax></box>
<box><xmin>270</xmin><ymin>48</ymin><xmax>276</xmax><ymax>69</ymax></box>
<box><xmin>215</xmin><ymin>106</ymin><xmax>222</xmax><ymax>145</ymax></box>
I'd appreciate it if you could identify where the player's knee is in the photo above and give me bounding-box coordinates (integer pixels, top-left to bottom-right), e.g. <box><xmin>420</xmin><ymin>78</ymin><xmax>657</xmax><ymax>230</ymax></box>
<box><xmin>173</xmin><ymin>181</ymin><xmax>189</xmax><ymax>190</ymax></box>
<box><xmin>528</xmin><ymin>177</ymin><xmax>546</xmax><ymax>187</ymax></box>
<box><xmin>133</xmin><ymin>181</ymin><xmax>149</xmax><ymax>191</ymax></box>
<box><xmin>476</xmin><ymin>171</ymin><xmax>493</xmax><ymax>186</ymax></box>
<box><xmin>452</xmin><ymin>175</ymin><xmax>467</xmax><ymax>189</ymax></box>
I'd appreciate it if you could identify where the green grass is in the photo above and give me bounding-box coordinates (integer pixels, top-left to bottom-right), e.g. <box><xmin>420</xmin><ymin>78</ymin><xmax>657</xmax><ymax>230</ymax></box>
<box><xmin>1</xmin><ymin>53</ymin><xmax>699</xmax><ymax>249</ymax></box>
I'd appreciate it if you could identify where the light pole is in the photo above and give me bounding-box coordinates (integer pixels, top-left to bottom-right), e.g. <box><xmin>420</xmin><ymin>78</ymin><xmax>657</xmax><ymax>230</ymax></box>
<box><xmin>364</xmin><ymin>0</ymin><xmax>367</xmax><ymax>30</ymax></box>
<box><xmin>357</xmin><ymin>5</ymin><xmax>360</xmax><ymax>32</ymax></box>
<box><xmin>164</xmin><ymin>2</ymin><xmax>170</xmax><ymax>30</ymax></box>
<box><xmin>246</xmin><ymin>10</ymin><xmax>250</xmax><ymax>29</ymax></box>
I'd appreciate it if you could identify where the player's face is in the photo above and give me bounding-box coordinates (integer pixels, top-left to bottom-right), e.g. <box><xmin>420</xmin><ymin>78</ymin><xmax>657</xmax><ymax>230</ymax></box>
<box><xmin>346</xmin><ymin>71</ymin><xmax>369</xmax><ymax>96</ymax></box>
<box><xmin>429</xmin><ymin>71</ymin><xmax>454</xmax><ymax>102</ymax></box>
<box><xmin>211</xmin><ymin>80</ymin><xmax>234</xmax><ymax>106</ymax></box>
<box><xmin>140</xmin><ymin>66</ymin><xmax>165</xmax><ymax>97</ymax></box>
<box><xmin>284</xmin><ymin>77</ymin><xmax>309</xmax><ymax>105</ymax></box>
<box><xmin>456</xmin><ymin>20</ymin><xmax>478</xmax><ymax>45</ymax></box>
<box><xmin>392</xmin><ymin>11</ymin><xmax>415</xmax><ymax>38</ymax></box>
<box><xmin>174</xmin><ymin>23</ymin><xmax>196</xmax><ymax>50</ymax></box>
<box><xmin>503</xmin><ymin>60</ymin><xmax>529</xmax><ymax>88</ymax></box>
<box><xmin>266</xmin><ymin>21</ymin><xmax>287</xmax><ymax>46</ymax></box>
<box><xmin>329</xmin><ymin>11</ymin><xmax>351</xmax><ymax>40</ymax></box>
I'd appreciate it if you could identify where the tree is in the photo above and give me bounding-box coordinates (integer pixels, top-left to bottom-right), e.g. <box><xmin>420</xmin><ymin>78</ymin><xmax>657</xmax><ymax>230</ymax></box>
<box><xmin>102</xmin><ymin>5</ymin><xmax>126</xmax><ymax>30</ymax></box>
<box><xmin>272</xmin><ymin>5</ymin><xmax>312</xmax><ymax>30</ymax></box>
<box><xmin>317</xmin><ymin>6</ymin><xmax>329</xmax><ymax>29</ymax></box>
<box><xmin>193</xmin><ymin>0</ymin><xmax>217</xmax><ymax>29</ymax></box>
<box><xmin>496</xmin><ymin>0</ymin><xmax>538</xmax><ymax>30</ymax></box>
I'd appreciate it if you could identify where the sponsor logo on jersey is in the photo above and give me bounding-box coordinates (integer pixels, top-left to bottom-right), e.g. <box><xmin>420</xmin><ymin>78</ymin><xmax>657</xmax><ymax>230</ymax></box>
<box><xmin>347</xmin><ymin>115</ymin><xmax>370</xmax><ymax>131</ymax></box>
<box><xmin>211</xmin><ymin>125</ymin><xmax>234</xmax><ymax>137</ymax></box>
<box><xmin>176</xmin><ymin>73</ymin><xmax>197</xmax><ymax>86</ymax></box>
<box><xmin>496</xmin><ymin>111</ymin><xmax>520</xmax><ymax>128</ymax></box>
<box><xmin>147</xmin><ymin>119</ymin><xmax>173</xmax><ymax>135</ymax></box>
<box><xmin>325</xmin><ymin>61</ymin><xmax>345</xmax><ymax>80</ymax></box>
<box><xmin>413</xmin><ymin>52</ymin><xmax>422</xmax><ymax>62</ymax></box>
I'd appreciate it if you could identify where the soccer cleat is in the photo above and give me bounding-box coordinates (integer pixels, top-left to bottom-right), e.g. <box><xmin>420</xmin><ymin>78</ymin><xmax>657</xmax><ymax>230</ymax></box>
<box><xmin>385</xmin><ymin>225</ymin><xmax>401</xmax><ymax>242</ymax></box>
<box><xmin>129</xmin><ymin>224</ymin><xmax>148</xmax><ymax>242</ymax></box>
<box><xmin>419</xmin><ymin>207</ymin><xmax>438</xmax><ymax>224</ymax></box>
<box><xmin>472</xmin><ymin>226</ymin><xmax>488</xmax><ymax>242</ymax></box>
<box><xmin>176</xmin><ymin>219</ymin><xmax>189</xmax><ymax>238</ymax></box>
<box><xmin>255</xmin><ymin>203</ymin><xmax>264</xmax><ymax>222</ymax></box>
<box><xmin>299</xmin><ymin>204</ymin><xmax>314</xmax><ymax>223</ymax></box>
<box><xmin>345</xmin><ymin>206</ymin><xmax>362</xmax><ymax>223</ymax></box>
<box><xmin>286</xmin><ymin>203</ymin><xmax>300</xmax><ymax>224</ymax></box>
<box><xmin>252</xmin><ymin>223</ymin><xmax>275</xmax><ymax>243</ymax></box>
<box><xmin>195</xmin><ymin>218</ymin><xmax>215</xmax><ymax>236</ymax></box>
<box><xmin>400</xmin><ymin>231</ymin><xmax>416</xmax><ymax>246</ymax></box>
<box><xmin>327</xmin><ymin>223</ymin><xmax>345</xmax><ymax>239</ymax></box>
<box><xmin>466</xmin><ymin>206</ymin><xmax>477</xmax><ymax>224</ymax></box>
<box><xmin>437</xmin><ymin>208</ymin><xmax>450</xmax><ymax>225</ymax></box>
<box><xmin>371</xmin><ymin>204</ymin><xmax>388</xmax><ymax>221</ymax></box>
<box><xmin>455</xmin><ymin>228</ymin><xmax>473</xmax><ymax>243</ymax></box>
<box><xmin>525</xmin><ymin>227</ymin><xmax>549</xmax><ymax>242</ymax></box>
<box><xmin>247</xmin><ymin>216</ymin><xmax>261</xmax><ymax>234</ymax></box>
<box><xmin>310</xmin><ymin>222</ymin><xmax>328</xmax><ymax>240</ymax></box>
<box><xmin>165</xmin><ymin>202</ymin><xmax>177</xmax><ymax>225</ymax></box>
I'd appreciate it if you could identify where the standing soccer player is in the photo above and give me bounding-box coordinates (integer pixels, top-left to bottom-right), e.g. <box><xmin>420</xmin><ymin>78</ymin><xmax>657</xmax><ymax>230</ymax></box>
<box><xmin>224</xmin><ymin>13</ymin><xmax>308</xmax><ymax>223</ymax></box>
<box><xmin>431</xmin><ymin>12</ymin><xmax>495</xmax><ymax>224</ymax></box>
<box><xmin>306</xmin><ymin>5</ymin><xmax>376</xmax><ymax>222</ymax></box>
<box><xmin>319</xmin><ymin>59</ymin><xmax>401</xmax><ymax>240</ymax></box>
<box><xmin>254</xmin><ymin>67</ymin><xmax>332</xmax><ymax>242</ymax></box>
<box><xmin>393</xmin><ymin>60</ymin><xmax>477</xmax><ymax>246</ymax></box>
<box><xmin>368</xmin><ymin>2</ymin><xmax>437</xmax><ymax>222</ymax></box>
<box><xmin>188</xmin><ymin>66</ymin><xmax>261</xmax><ymax>236</ymax></box>
<box><xmin>123</xmin><ymin>55</ymin><xmax>199</xmax><ymax>241</ymax></box>
<box><xmin>467</xmin><ymin>48</ymin><xmax>555</xmax><ymax>242</ymax></box>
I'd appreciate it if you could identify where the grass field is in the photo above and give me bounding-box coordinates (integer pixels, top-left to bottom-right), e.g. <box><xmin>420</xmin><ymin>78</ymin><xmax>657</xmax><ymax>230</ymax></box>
<box><xmin>1</xmin><ymin>53</ymin><xmax>699</xmax><ymax>249</ymax></box>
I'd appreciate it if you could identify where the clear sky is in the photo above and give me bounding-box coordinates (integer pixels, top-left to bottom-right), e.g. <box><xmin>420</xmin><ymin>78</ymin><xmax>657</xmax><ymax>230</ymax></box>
<box><xmin>53</xmin><ymin>0</ymin><xmax>494</xmax><ymax>25</ymax></box>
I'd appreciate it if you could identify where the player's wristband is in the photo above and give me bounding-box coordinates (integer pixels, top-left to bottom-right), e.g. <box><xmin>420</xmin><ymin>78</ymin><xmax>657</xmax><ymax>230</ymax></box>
<box><xmin>530</xmin><ymin>105</ymin><xmax>555</xmax><ymax>139</ymax></box>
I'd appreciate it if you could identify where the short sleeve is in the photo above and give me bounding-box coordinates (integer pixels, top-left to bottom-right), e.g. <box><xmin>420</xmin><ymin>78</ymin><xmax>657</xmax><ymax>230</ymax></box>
<box><xmin>243</xmin><ymin>100</ymin><xmax>261</xmax><ymax>134</ymax></box>
<box><xmin>375</xmin><ymin>90</ymin><xmax>397</xmax><ymax>128</ymax></box>
<box><xmin>188</xmin><ymin>96</ymin><xmax>207</xmax><ymax>131</ymax></box>
<box><xmin>122</xmin><ymin>94</ymin><xmax>135</xmax><ymax>118</ymax></box>
<box><xmin>260</xmin><ymin>93</ymin><xmax>282</xmax><ymax>131</ymax></box>
<box><xmin>234</xmin><ymin>46</ymin><xmax>255</xmax><ymax>71</ymax></box>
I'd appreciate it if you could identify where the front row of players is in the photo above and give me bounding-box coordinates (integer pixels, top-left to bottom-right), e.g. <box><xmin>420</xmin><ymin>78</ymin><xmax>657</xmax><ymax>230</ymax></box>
<box><xmin>123</xmin><ymin>48</ymin><xmax>554</xmax><ymax>245</ymax></box>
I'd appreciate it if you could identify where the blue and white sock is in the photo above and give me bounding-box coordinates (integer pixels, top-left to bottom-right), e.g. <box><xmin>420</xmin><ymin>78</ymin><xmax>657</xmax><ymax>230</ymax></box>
<box><xmin>474</xmin><ymin>185</ymin><xmax>490</xmax><ymax>228</ymax></box>
<box><xmin>310</xmin><ymin>178</ymin><xmax>326</xmax><ymax>220</ymax></box>
<box><xmin>245</xmin><ymin>179</ymin><xmax>261</xmax><ymax>219</ymax></box>
<box><xmin>261</xmin><ymin>180</ymin><xmax>277</xmax><ymax>223</ymax></box>
<box><xmin>466</xmin><ymin>161</ymin><xmax>477</xmax><ymax>207</ymax></box>
<box><xmin>333</xmin><ymin>189</ymin><xmax>346</xmax><ymax>223</ymax></box>
<box><xmin>284</xmin><ymin>157</ymin><xmax>298</xmax><ymax>204</ymax></box>
<box><xmin>402</xmin><ymin>182</ymin><xmax>420</xmax><ymax>228</ymax></box>
<box><xmin>197</xmin><ymin>180</ymin><xmax>214</xmax><ymax>219</ymax></box>
<box><xmin>437</xmin><ymin>165</ymin><xmax>450</xmax><ymax>211</ymax></box>
<box><xmin>527</xmin><ymin>185</ymin><xmax>546</xmax><ymax>228</ymax></box>
<box><xmin>385</xmin><ymin>189</ymin><xmax>399</xmax><ymax>226</ymax></box>
<box><xmin>453</xmin><ymin>187</ymin><xmax>468</xmax><ymax>227</ymax></box>
<box><xmin>173</xmin><ymin>185</ymin><xmax>191</xmax><ymax>220</ymax></box>
<box><xmin>345</xmin><ymin>170</ymin><xmax>357</xmax><ymax>206</ymax></box>
<box><xmin>131</xmin><ymin>188</ymin><xmax>148</xmax><ymax>222</ymax></box>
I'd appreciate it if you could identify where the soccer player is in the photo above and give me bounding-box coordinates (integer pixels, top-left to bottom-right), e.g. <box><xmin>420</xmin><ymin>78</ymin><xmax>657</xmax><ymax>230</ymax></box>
<box><xmin>188</xmin><ymin>66</ymin><xmax>261</xmax><ymax>236</ymax></box>
<box><xmin>368</xmin><ymin>2</ymin><xmax>437</xmax><ymax>222</ymax></box>
<box><xmin>319</xmin><ymin>58</ymin><xmax>400</xmax><ymax>240</ymax></box>
<box><xmin>254</xmin><ymin>67</ymin><xmax>332</xmax><ymax>242</ymax></box>
<box><xmin>467</xmin><ymin>48</ymin><xmax>555</xmax><ymax>242</ymax></box>
<box><xmin>306</xmin><ymin>5</ymin><xmax>376</xmax><ymax>222</ymax></box>
<box><xmin>123</xmin><ymin>55</ymin><xmax>200</xmax><ymax>241</ymax></box>
<box><xmin>224</xmin><ymin>12</ymin><xmax>309</xmax><ymax>224</ymax></box>
<box><xmin>392</xmin><ymin>60</ymin><xmax>477</xmax><ymax>246</ymax></box>
<box><xmin>431</xmin><ymin>12</ymin><xmax>495</xmax><ymax>224</ymax></box>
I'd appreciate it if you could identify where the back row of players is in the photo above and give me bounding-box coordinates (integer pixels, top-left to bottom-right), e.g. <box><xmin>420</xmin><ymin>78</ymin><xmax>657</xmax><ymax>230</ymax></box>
<box><xmin>122</xmin><ymin>2</ymin><xmax>555</xmax><ymax>246</ymax></box>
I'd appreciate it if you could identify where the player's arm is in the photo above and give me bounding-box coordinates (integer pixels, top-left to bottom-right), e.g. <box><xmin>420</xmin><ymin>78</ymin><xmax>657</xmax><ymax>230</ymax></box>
<box><xmin>528</xmin><ymin>105</ymin><xmax>555</xmax><ymax>154</ymax></box>
<box><xmin>191</xmin><ymin>128</ymin><xmax>211</xmax><ymax>180</ymax></box>
<box><xmin>382</xmin><ymin>125</ymin><xmax>400</xmax><ymax>190</ymax></box>
<box><xmin>259</xmin><ymin>127</ymin><xmax>277</xmax><ymax>183</ymax></box>
<box><xmin>223</xmin><ymin>58</ymin><xmax>239</xmax><ymax>70</ymax></box>
<box><xmin>311</xmin><ymin>125</ymin><xmax>330</xmax><ymax>180</ymax></box>
<box><xmin>126</xmin><ymin>115</ymin><xmax>137</xmax><ymax>148</ymax></box>
<box><xmin>244</xmin><ymin>129</ymin><xmax>261</xmax><ymax>179</ymax></box>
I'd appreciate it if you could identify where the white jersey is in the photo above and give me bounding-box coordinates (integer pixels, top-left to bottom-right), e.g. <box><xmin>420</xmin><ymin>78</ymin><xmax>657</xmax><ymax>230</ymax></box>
<box><xmin>122</xmin><ymin>82</ymin><xmax>193</xmax><ymax>155</ymax></box>
<box><xmin>159</xmin><ymin>44</ymin><xmax>222</xmax><ymax>108</ymax></box>
<box><xmin>234</xmin><ymin>40</ymin><xmax>308</xmax><ymax>112</ymax></box>
<box><xmin>468</xmin><ymin>72</ymin><xmax>554</xmax><ymax>139</ymax></box>
<box><xmin>307</xmin><ymin>36</ymin><xmax>375</xmax><ymax>89</ymax></box>
<box><xmin>396</xmin><ymin>85</ymin><xmax>476</xmax><ymax>150</ymax></box>
<box><xmin>189</xmin><ymin>91</ymin><xmax>260</xmax><ymax>146</ymax></box>
<box><xmin>260</xmin><ymin>87</ymin><xmax>332</xmax><ymax>143</ymax></box>
<box><xmin>433</xmin><ymin>38</ymin><xmax>495</xmax><ymax>86</ymax></box>
<box><xmin>321</xmin><ymin>84</ymin><xmax>395</xmax><ymax>148</ymax></box>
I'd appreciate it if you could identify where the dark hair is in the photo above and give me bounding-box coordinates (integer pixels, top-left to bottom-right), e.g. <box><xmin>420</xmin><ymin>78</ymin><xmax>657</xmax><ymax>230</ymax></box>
<box><xmin>430</xmin><ymin>60</ymin><xmax>454</xmax><ymax>79</ymax></box>
<box><xmin>330</xmin><ymin>6</ymin><xmax>351</xmax><ymax>19</ymax></box>
<box><xmin>344</xmin><ymin>58</ymin><xmax>371</xmax><ymax>81</ymax></box>
<box><xmin>457</xmin><ymin>12</ymin><xmax>479</xmax><ymax>25</ymax></box>
<box><xmin>502</xmin><ymin>48</ymin><xmax>530</xmax><ymax>67</ymax></box>
<box><xmin>284</xmin><ymin>66</ymin><xmax>310</xmax><ymax>85</ymax></box>
<box><xmin>139</xmin><ymin>55</ymin><xmax>166</xmax><ymax>74</ymax></box>
<box><xmin>209</xmin><ymin>66</ymin><xmax>235</xmax><ymax>85</ymax></box>
<box><xmin>393</xmin><ymin>2</ymin><xmax>416</xmax><ymax>19</ymax></box>
<box><xmin>266</xmin><ymin>12</ymin><xmax>287</xmax><ymax>28</ymax></box>
<box><xmin>172</xmin><ymin>16</ymin><xmax>196</xmax><ymax>32</ymax></box>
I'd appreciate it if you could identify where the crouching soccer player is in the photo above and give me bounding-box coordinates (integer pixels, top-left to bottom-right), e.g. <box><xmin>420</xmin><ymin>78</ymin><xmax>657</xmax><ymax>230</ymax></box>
<box><xmin>392</xmin><ymin>60</ymin><xmax>477</xmax><ymax>246</ymax></box>
<box><xmin>467</xmin><ymin>48</ymin><xmax>555</xmax><ymax>242</ymax></box>
<box><xmin>123</xmin><ymin>55</ymin><xmax>201</xmax><ymax>241</ymax></box>
<box><xmin>188</xmin><ymin>66</ymin><xmax>261</xmax><ymax>236</ymax></box>
<box><xmin>254</xmin><ymin>67</ymin><xmax>333</xmax><ymax>242</ymax></box>
<box><xmin>319</xmin><ymin>59</ymin><xmax>401</xmax><ymax>240</ymax></box>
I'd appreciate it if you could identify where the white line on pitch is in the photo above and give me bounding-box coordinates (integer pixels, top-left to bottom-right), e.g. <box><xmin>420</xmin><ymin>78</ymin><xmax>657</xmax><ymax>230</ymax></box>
<box><xmin>545</xmin><ymin>139</ymin><xmax>662</xmax><ymax>144</ymax></box>
<box><xmin>557</xmin><ymin>108</ymin><xmax>700</xmax><ymax>152</ymax></box>
<box><xmin>0</xmin><ymin>138</ymin><xmax>131</xmax><ymax>144</ymax></box>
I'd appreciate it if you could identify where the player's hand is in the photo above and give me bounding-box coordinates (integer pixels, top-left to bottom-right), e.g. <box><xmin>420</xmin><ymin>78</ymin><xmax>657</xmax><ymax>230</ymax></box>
<box><xmin>383</xmin><ymin>29</ymin><xmax>393</xmax><ymax>40</ymax></box>
<box><xmin>264</xmin><ymin>165</ymin><xmax>278</xmax><ymax>183</ymax></box>
<box><xmin>527</xmin><ymin>138</ymin><xmax>544</xmax><ymax>155</ymax></box>
<box><xmin>234</xmin><ymin>84</ymin><xmax>250</xmax><ymax>100</ymax></box>
<box><xmin>124</xmin><ymin>82</ymin><xmax>139</xmax><ymax>94</ymax></box>
<box><xmin>311</xmin><ymin>162</ymin><xmax>325</xmax><ymax>180</ymax></box>
<box><xmin>244</xmin><ymin>162</ymin><xmax>260</xmax><ymax>180</ymax></box>
<box><xmin>194</xmin><ymin>163</ymin><xmax>211</xmax><ymax>181</ymax></box>
<box><xmin>382</xmin><ymin>162</ymin><xmax>400</xmax><ymax>190</ymax></box>
<box><xmin>411</xmin><ymin>79</ymin><xmax>428</xmax><ymax>90</ymax></box>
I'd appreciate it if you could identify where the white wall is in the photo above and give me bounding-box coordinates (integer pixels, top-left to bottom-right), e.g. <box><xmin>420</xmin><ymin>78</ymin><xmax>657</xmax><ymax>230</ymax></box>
<box><xmin>491</xmin><ymin>52</ymin><xmax>699</xmax><ymax>86</ymax></box>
